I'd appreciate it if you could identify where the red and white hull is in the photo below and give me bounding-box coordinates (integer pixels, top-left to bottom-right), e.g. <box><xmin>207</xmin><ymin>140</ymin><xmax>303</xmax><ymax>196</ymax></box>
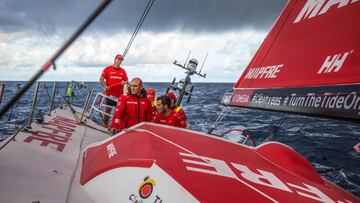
<box><xmin>81</xmin><ymin>122</ymin><xmax>360</xmax><ymax>203</ymax></box>
<box><xmin>230</xmin><ymin>0</ymin><xmax>360</xmax><ymax>120</ymax></box>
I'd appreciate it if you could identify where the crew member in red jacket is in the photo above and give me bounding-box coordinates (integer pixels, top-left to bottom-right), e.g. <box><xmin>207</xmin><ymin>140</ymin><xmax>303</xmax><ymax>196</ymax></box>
<box><xmin>152</xmin><ymin>95</ymin><xmax>184</xmax><ymax>128</ymax></box>
<box><xmin>99</xmin><ymin>54</ymin><xmax>128</xmax><ymax>126</ymax></box>
<box><xmin>147</xmin><ymin>88</ymin><xmax>157</xmax><ymax>119</ymax></box>
<box><xmin>109</xmin><ymin>78</ymin><xmax>152</xmax><ymax>134</ymax></box>
<box><xmin>167</xmin><ymin>92</ymin><xmax>187</xmax><ymax>128</ymax></box>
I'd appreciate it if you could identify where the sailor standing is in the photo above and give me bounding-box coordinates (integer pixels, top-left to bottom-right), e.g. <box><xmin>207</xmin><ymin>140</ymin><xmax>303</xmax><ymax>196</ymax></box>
<box><xmin>99</xmin><ymin>54</ymin><xmax>128</xmax><ymax>126</ymax></box>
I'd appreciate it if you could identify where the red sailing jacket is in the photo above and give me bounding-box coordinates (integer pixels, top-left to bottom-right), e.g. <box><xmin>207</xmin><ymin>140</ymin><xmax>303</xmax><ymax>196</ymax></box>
<box><xmin>151</xmin><ymin>110</ymin><xmax>185</xmax><ymax>128</ymax></box>
<box><xmin>149</xmin><ymin>100</ymin><xmax>157</xmax><ymax>118</ymax></box>
<box><xmin>172</xmin><ymin>106</ymin><xmax>187</xmax><ymax>128</ymax></box>
<box><xmin>110</xmin><ymin>93</ymin><xmax>153</xmax><ymax>131</ymax></box>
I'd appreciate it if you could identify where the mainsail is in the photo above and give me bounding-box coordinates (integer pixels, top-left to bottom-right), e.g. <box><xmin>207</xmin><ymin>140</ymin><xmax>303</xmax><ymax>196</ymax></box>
<box><xmin>229</xmin><ymin>0</ymin><xmax>360</xmax><ymax>120</ymax></box>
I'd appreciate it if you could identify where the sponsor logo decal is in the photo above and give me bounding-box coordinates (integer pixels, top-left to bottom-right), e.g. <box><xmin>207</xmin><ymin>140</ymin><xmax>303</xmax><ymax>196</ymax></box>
<box><xmin>231</xmin><ymin>90</ymin><xmax>254</xmax><ymax>106</ymax></box>
<box><xmin>138</xmin><ymin>176</ymin><xmax>156</xmax><ymax>199</ymax></box>
<box><xmin>109</xmin><ymin>76</ymin><xmax>124</xmax><ymax>80</ymax></box>
<box><xmin>244</xmin><ymin>64</ymin><xmax>283</xmax><ymax>80</ymax></box>
<box><xmin>106</xmin><ymin>142</ymin><xmax>117</xmax><ymax>158</ymax></box>
<box><xmin>129</xmin><ymin>176</ymin><xmax>162</xmax><ymax>203</ymax></box>
<box><xmin>23</xmin><ymin>116</ymin><xmax>77</xmax><ymax>152</ymax></box>
<box><xmin>294</xmin><ymin>0</ymin><xmax>359</xmax><ymax>24</ymax></box>
<box><xmin>317</xmin><ymin>50</ymin><xmax>353</xmax><ymax>74</ymax></box>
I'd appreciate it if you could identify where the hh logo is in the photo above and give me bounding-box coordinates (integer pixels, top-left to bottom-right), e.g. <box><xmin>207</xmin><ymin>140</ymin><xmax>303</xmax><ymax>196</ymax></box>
<box><xmin>317</xmin><ymin>51</ymin><xmax>352</xmax><ymax>74</ymax></box>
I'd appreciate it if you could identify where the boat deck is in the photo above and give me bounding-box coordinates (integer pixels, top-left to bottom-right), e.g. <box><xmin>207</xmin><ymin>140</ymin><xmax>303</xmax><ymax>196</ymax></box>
<box><xmin>0</xmin><ymin>104</ymin><xmax>109</xmax><ymax>203</ymax></box>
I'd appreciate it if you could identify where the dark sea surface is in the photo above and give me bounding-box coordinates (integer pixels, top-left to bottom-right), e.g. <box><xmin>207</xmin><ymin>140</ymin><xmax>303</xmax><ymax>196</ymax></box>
<box><xmin>0</xmin><ymin>81</ymin><xmax>359</xmax><ymax>197</ymax></box>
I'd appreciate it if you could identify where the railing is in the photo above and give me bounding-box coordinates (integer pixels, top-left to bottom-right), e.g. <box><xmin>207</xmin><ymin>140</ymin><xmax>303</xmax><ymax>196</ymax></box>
<box><xmin>62</xmin><ymin>81</ymin><xmax>96</xmax><ymax>124</ymax></box>
<box><xmin>2</xmin><ymin>82</ymin><xmax>57</xmax><ymax>131</ymax></box>
<box><xmin>88</xmin><ymin>92</ymin><xmax>117</xmax><ymax>119</ymax></box>
<box><xmin>56</xmin><ymin>81</ymin><xmax>118</xmax><ymax>125</ymax></box>
<box><xmin>22</xmin><ymin>81</ymin><xmax>61</xmax><ymax>129</ymax></box>
<box><xmin>0</xmin><ymin>81</ymin><xmax>60</xmax><ymax>146</ymax></box>
<box><xmin>0</xmin><ymin>80</ymin><xmax>120</xmax><ymax>145</ymax></box>
<box><xmin>207</xmin><ymin>90</ymin><xmax>234</xmax><ymax>135</ymax></box>
<box><xmin>1</xmin><ymin>81</ymin><xmax>100</xmax><ymax>132</ymax></box>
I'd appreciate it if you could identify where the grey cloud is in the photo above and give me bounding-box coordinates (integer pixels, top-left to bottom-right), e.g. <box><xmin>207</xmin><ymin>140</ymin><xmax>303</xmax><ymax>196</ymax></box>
<box><xmin>0</xmin><ymin>0</ymin><xmax>287</xmax><ymax>34</ymax></box>
<box><xmin>0</xmin><ymin>0</ymin><xmax>91</xmax><ymax>33</ymax></box>
<box><xmin>144</xmin><ymin>0</ymin><xmax>287</xmax><ymax>32</ymax></box>
<box><xmin>68</xmin><ymin>61</ymin><xmax>107</xmax><ymax>68</ymax></box>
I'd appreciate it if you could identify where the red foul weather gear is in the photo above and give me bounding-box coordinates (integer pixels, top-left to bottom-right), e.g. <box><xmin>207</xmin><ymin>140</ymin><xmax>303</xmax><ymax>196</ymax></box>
<box><xmin>152</xmin><ymin>110</ymin><xmax>185</xmax><ymax>128</ymax></box>
<box><xmin>101</xmin><ymin>65</ymin><xmax>128</xmax><ymax>98</ymax></box>
<box><xmin>172</xmin><ymin>106</ymin><xmax>187</xmax><ymax>128</ymax></box>
<box><xmin>149</xmin><ymin>100</ymin><xmax>157</xmax><ymax>118</ymax></box>
<box><xmin>110</xmin><ymin>93</ymin><xmax>153</xmax><ymax>131</ymax></box>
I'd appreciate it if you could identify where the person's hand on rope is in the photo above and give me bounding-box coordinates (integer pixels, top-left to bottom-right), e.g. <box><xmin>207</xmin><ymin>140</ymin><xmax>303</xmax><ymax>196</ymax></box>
<box><xmin>108</xmin><ymin>127</ymin><xmax>117</xmax><ymax>135</ymax></box>
<box><xmin>104</xmin><ymin>85</ymin><xmax>111</xmax><ymax>91</ymax></box>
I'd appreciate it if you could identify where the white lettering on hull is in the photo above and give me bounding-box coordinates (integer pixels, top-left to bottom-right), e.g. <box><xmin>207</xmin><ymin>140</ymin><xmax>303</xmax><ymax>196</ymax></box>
<box><xmin>107</xmin><ymin>143</ymin><xmax>117</xmax><ymax>158</ymax></box>
<box><xmin>294</xmin><ymin>0</ymin><xmax>359</xmax><ymax>23</ymax></box>
<box><xmin>284</xmin><ymin>92</ymin><xmax>360</xmax><ymax>115</ymax></box>
<box><xmin>180</xmin><ymin>152</ymin><xmax>354</xmax><ymax>203</ymax></box>
<box><xmin>252</xmin><ymin>94</ymin><xmax>282</xmax><ymax>106</ymax></box>
<box><xmin>245</xmin><ymin>64</ymin><xmax>283</xmax><ymax>79</ymax></box>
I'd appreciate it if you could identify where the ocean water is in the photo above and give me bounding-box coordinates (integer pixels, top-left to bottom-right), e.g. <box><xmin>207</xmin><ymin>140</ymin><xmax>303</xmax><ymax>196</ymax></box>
<box><xmin>0</xmin><ymin>81</ymin><xmax>359</xmax><ymax>197</ymax></box>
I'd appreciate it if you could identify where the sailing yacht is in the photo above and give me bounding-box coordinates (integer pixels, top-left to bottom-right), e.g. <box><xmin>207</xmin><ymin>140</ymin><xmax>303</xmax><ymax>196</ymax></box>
<box><xmin>0</xmin><ymin>0</ymin><xmax>359</xmax><ymax>202</ymax></box>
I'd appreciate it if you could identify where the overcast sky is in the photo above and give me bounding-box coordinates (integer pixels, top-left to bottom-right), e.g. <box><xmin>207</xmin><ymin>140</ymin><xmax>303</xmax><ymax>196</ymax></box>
<box><xmin>0</xmin><ymin>0</ymin><xmax>287</xmax><ymax>82</ymax></box>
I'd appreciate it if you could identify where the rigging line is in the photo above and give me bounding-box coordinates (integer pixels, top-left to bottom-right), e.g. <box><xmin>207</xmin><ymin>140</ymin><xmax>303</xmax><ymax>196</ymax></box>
<box><xmin>7</xmin><ymin>84</ymin><xmax>21</xmax><ymax>121</ymax></box>
<box><xmin>122</xmin><ymin>0</ymin><xmax>155</xmax><ymax>57</ymax></box>
<box><xmin>207</xmin><ymin>106</ymin><xmax>232</xmax><ymax>135</ymax></box>
<box><xmin>62</xmin><ymin>96</ymin><xmax>80</xmax><ymax>123</ymax></box>
<box><xmin>35</xmin><ymin>83</ymin><xmax>45</xmax><ymax>107</ymax></box>
<box><xmin>0</xmin><ymin>0</ymin><xmax>112</xmax><ymax>119</ymax></box>
<box><xmin>123</xmin><ymin>0</ymin><xmax>154</xmax><ymax>57</ymax></box>
<box><xmin>43</xmin><ymin>83</ymin><xmax>53</xmax><ymax>101</ymax></box>
<box><xmin>123</xmin><ymin>0</ymin><xmax>154</xmax><ymax>56</ymax></box>
<box><xmin>263</xmin><ymin>112</ymin><xmax>287</xmax><ymax>143</ymax></box>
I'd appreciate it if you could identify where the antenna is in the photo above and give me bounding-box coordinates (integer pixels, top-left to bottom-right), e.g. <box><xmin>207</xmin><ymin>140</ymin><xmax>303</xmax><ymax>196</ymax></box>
<box><xmin>183</xmin><ymin>51</ymin><xmax>191</xmax><ymax>67</ymax></box>
<box><xmin>168</xmin><ymin>51</ymin><xmax>207</xmax><ymax>107</ymax></box>
<box><xmin>199</xmin><ymin>52</ymin><xmax>208</xmax><ymax>74</ymax></box>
